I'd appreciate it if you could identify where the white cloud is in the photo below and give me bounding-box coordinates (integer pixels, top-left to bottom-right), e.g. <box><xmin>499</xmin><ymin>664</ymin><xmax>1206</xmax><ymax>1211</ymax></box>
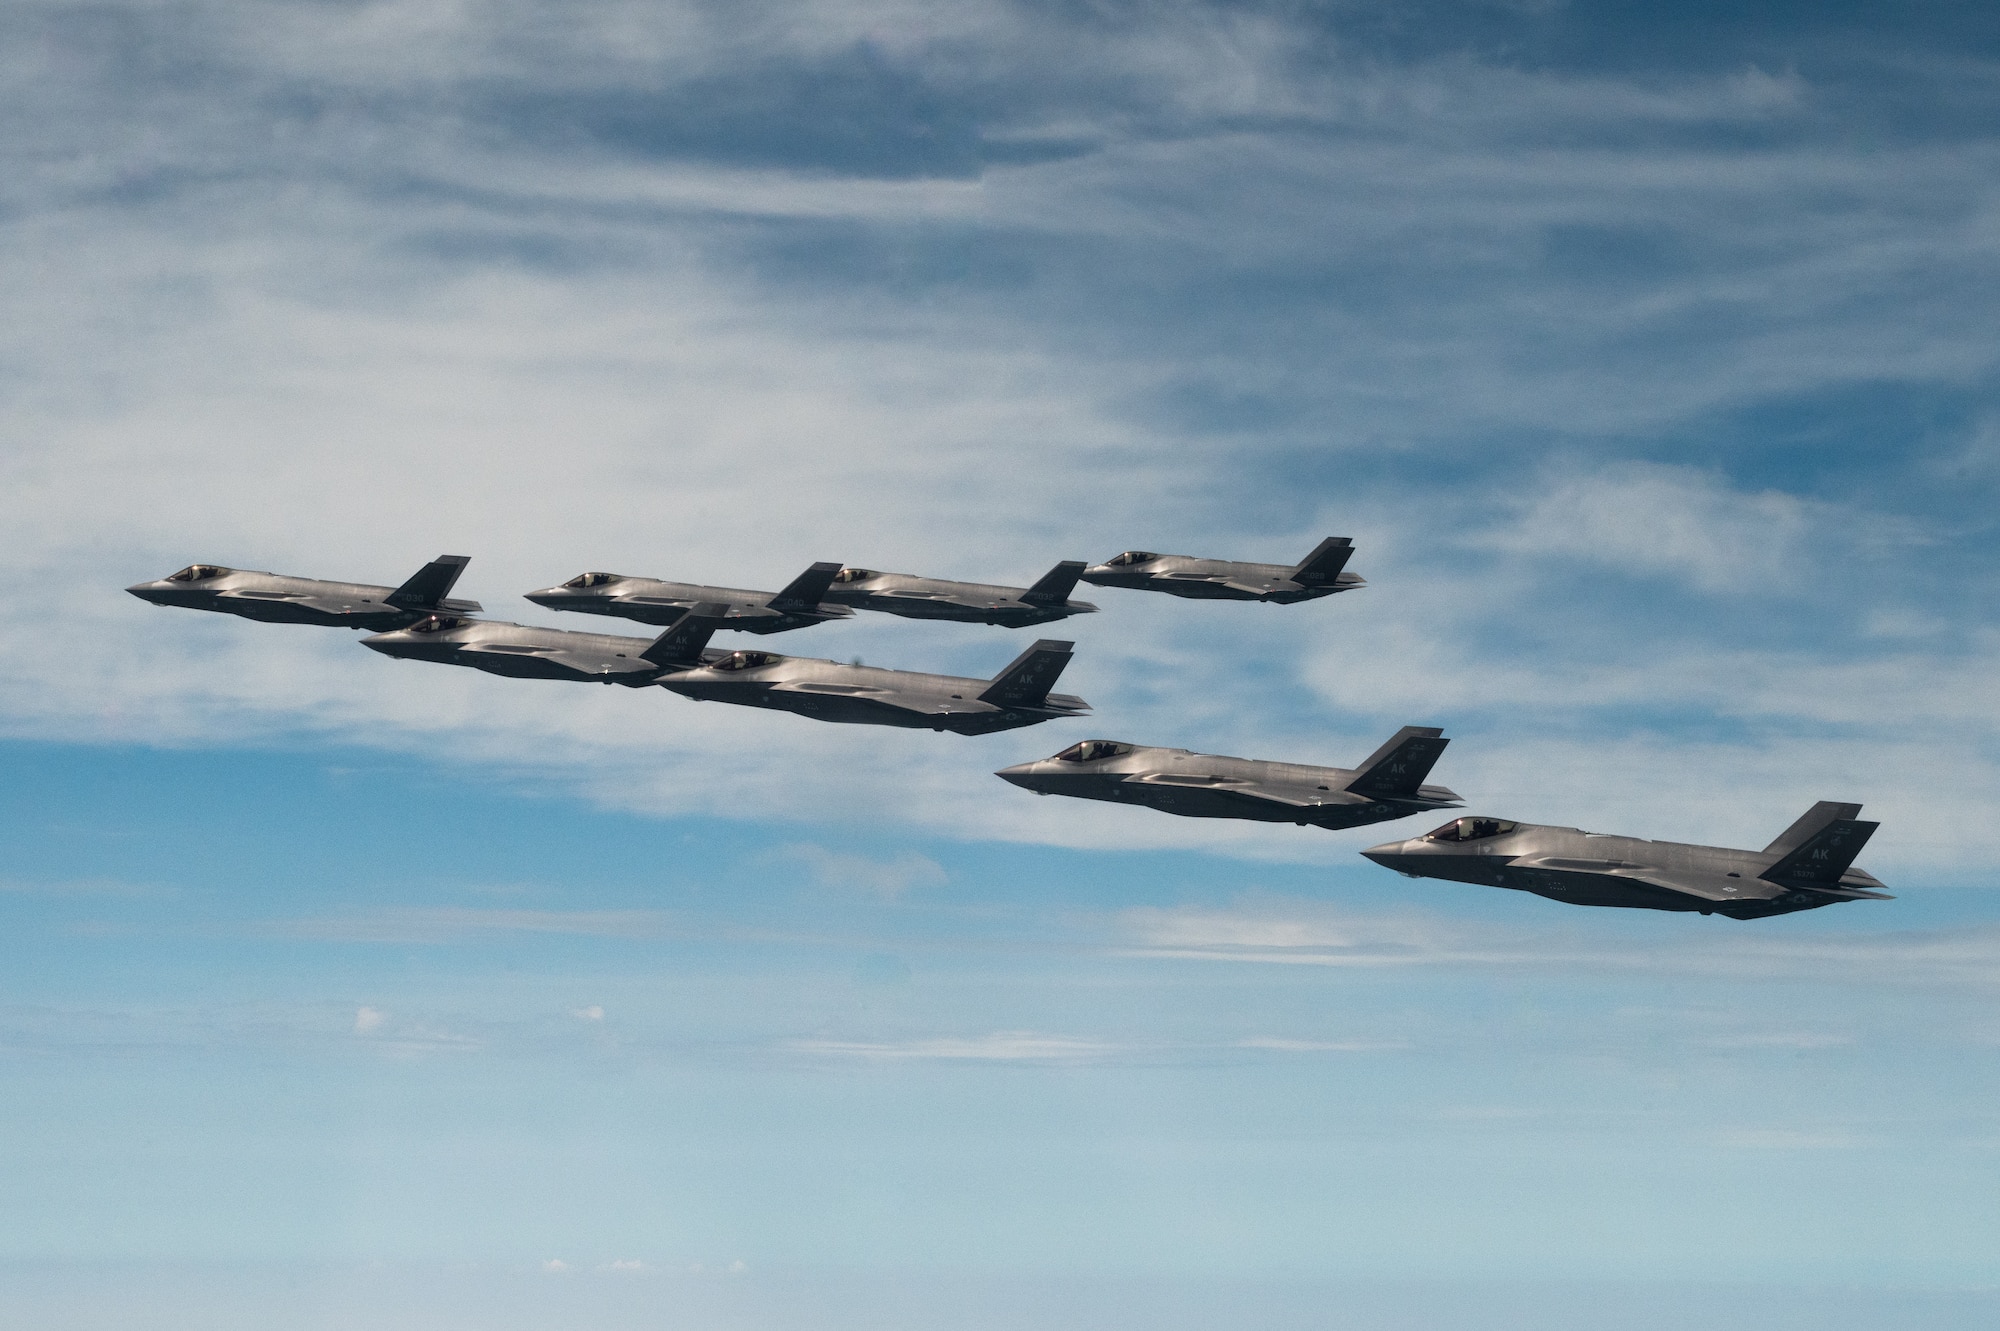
<box><xmin>353</xmin><ymin>1005</ymin><xmax>387</xmax><ymax>1034</ymax></box>
<box><xmin>1237</xmin><ymin>1036</ymin><xmax>1411</xmax><ymax>1052</ymax></box>
<box><xmin>573</xmin><ymin>1005</ymin><xmax>606</xmax><ymax>1021</ymax></box>
<box><xmin>1117</xmin><ymin>899</ymin><xmax>2000</xmax><ymax>987</ymax></box>
<box><xmin>3</xmin><ymin>0</ymin><xmax>1998</xmax><ymax>874</ymax></box>
<box><xmin>767</xmin><ymin>844</ymin><xmax>949</xmax><ymax>898</ymax></box>
<box><xmin>1476</xmin><ymin>462</ymin><xmax>1813</xmax><ymax>593</ymax></box>
<box><xmin>1714</xmin><ymin>1127</ymin><xmax>1865</xmax><ymax>1151</ymax></box>
<box><xmin>783</xmin><ymin>1031</ymin><xmax>1120</xmax><ymax>1061</ymax></box>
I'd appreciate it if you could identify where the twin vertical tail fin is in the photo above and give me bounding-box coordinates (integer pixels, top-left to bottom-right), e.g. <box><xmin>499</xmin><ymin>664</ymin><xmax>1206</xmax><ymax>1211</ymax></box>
<box><xmin>977</xmin><ymin>639</ymin><xmax>1075</xmax><ymax>708</ymax></box>
<box><xmin>641</xmin><ymin>602</ymin><xmax>730</xmax><ymax>667</ymax></box>
<box><xmin>1288</xmin><ymin>536</ymin><xmax>1356</xmax><ymax>587</ymax></box>
<box><xmin>1344</xmin><ymin>726</ymin><xmax>1450</xmax><ymax>800</ymax></box>
<box><xmin>1020</xmin><ymin>560</ymin><xmax>1087</xmax><ymax>607</ymax></box>
<box><xmin>386</xmin><ymin>555</ymin><xmax>480</xmax><ymax>612</ymax></box>
<box><xmin>1760</xmin><ymin>803</ymin><xmax>1879</xmax><ymax>888</ymax></box>
<box><xmin>766</xmin><ymin>562</ymin><xmax>843</xmax><ymax>613</ymax></box>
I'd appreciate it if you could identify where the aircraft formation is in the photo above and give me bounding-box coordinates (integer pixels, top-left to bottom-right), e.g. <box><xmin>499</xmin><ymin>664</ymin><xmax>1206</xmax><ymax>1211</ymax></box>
<box><xmin>128</xmin><ymin>537</ymin><xmax>1889</xmax><ymax>920</ymax></box>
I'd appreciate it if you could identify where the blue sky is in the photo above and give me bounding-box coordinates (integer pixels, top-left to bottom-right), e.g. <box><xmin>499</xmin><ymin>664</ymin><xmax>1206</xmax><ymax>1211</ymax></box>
<box><xmin>3</xmin><ymin>1</ymin><xmax>1998</xmax><ymax>1325</ymax></box>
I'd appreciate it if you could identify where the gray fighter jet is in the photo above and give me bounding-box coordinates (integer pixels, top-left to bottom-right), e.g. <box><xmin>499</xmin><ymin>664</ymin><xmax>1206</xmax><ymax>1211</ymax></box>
<box><xmin>660</xmin><ymin>618</ymin><xmax>1088</xmax><ymax>734</ymax></box>
<box><xmin>995</xmin><ymin>726</ymin><xmax>1460</xmax><ymax>829</ymax></box>
<box><xmin>1361</xmin><ymin>802</ymin><xmax>1891</xmax><ymax>919</ymax></box>
<box><xmin>820</xmin><ymin>561</ymin><xmax>1098</xmax><ymax>628</ymax></box>
<box><xmin>127</xmin><ymin>556</ymin><xmax>481</xmax><ymax>630</ymax></box>
<box><xmin>360</xmin><ymin>605</ymin><xmax>726</xmax><ymax>684</ymax></box>
<box><xmin>523</xmin><ymin>562</ymin><xmax>851</xmax><ymax>633</ymax></box>
<box><xmin>1079</xmin><ymin>537</ymin><xmax>1363</xmax><ymax>603</ymax></box>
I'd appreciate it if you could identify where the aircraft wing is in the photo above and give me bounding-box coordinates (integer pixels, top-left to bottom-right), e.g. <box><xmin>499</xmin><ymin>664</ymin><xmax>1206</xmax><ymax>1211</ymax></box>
<box><xmin>1127</xmin><ymin>774</ymin><xmax>1356</xmax><ymax>809</ymax></box>
<box><xmin>460</xmin><ymin>642</ymin><xmax>654</xmax><ymax>678</ymax></box>
<box><xmin>1512</xmin><ymin>857</ymin><xmax>1773</xmax><ymax>904</ymax></box>
<box><xmin>217</xmin><ymin>589</ymin><xmax>373</xmax><ymax>615</ymax></box>
<box><xmin>1215</xmin><ymin>577</ymin><xmax>1288</xmax><ymax>596</ymax></box>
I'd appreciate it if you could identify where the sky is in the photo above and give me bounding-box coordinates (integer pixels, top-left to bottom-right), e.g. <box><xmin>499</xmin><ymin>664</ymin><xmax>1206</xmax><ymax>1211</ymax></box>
<box><xmin>2</xmin><ymin>1</ymin><xmax>1999</xmax><ymax>1326</ymax></box>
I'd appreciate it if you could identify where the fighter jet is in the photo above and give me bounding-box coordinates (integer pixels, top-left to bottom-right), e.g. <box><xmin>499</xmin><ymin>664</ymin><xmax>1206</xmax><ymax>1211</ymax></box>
<box><xmin>995</xmin><ymin>726</ymin><xmax>1460</xmax><ymax>829</ymax></box>
<box><xmin>126</xmin><ymin>556</ymin><xmax>481</xmax><ymax>630</ymax></box>
<box><xmin>1079</xmin><ymin>536</ymin><xmax>1363</xmax><ymax>603</ymax></box>
<box><xmin>360</xmin><ymin>605</ymin><xmax>727</xmax><ymax>685</ymax></box>
<box><xmin>660</xmin><ymin>618</ymin><xmax>1088</xmax><ymax>734</ymax></box>
<box><xmin>820</xmin><ymin>561</ymin><xmax>1098</xmax><ymax>628</ymax></box>
<box><xmin>523</xmin><ymin>561</ymin><xmax>852</xmax><ymax>634</ymax></box>
<box><xmin>1361</xmin><ymin>802</ymin><xmax>1892</xmax><ymax>919</ymax></box>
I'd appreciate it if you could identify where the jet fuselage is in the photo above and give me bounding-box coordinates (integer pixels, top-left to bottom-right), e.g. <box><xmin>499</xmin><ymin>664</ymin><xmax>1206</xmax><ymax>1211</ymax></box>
<box><xmin>662</xmin><ymin>650</ymin><xmax>1088</xmax><ymax>735</ymax></box>
<box><xmin>524</xmin><ymin>573</ymin><xmax>851</xmax><ymax>633</ymax></box>
<box><xmin>1362</xmin><ymin>817</ymin><xmax>1890</xmax><ymax>919</ymax></box>
<box><xmin>1080</xmin><ymin>552</ymin><xmax>1363</xmax><ymax>603</ymax></box>
<box><xmin>997</xmin><ymin>740</ymin><xmax>1460</xmax><ymax>829</ymax></box>
<box><xmin>362</xmin><ymin>616</ymin><xmax>723</xmax><ymax>684</ymax></box>
<box><xmin>127</xmin><ymin>565</ymin><xmax>481</xmax><ymax>630</ymax></box>
<box><xmin>820</xmin><ymin>567</ymin><xmax>1097</xmax><ymax>627</ymax></box>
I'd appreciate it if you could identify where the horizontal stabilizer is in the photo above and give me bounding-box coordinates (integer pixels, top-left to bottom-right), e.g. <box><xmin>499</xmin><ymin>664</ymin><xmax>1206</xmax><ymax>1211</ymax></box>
<box><xmin>1021</xmin><ymin>561</ymin><xmax>1087</xmax><ymax>606</ymax></box>
<box><xmin>1761</xmin><ymin>817</ymin><xmax>1879</xmax><ymax>888</ymax></box>
<box><xmin>1344</xmin><ymin>726</ymin><xmax>1450</xmax><ymax>800</ymax></box>
<box><xmin>767</xmin><ymin>562</ymin><xmax>843</xmax><ymax>612</ymax></box>
<box><xmin>1762</xmin><ymin>801</ymin><xmax>1864</xmax><ymax>856</ymax></box>
<box><xmin>386</xmin><ymin>555</ymin><xmax>477</xmax><ymax>611</ymax></box>
<box><xmin>641</xmin><ymin>602</ymin><xmax>729</xmax><ymax>667</ymax></box>
<box><xmin>1289</xmin><ymin>536</ymin><xmax>1356</xmax><ymax>586</ymax></box>
<box><xmin>977</xmin><ymin>639</ymin><xmax>1075</xmax><ymax>709</ymax></box>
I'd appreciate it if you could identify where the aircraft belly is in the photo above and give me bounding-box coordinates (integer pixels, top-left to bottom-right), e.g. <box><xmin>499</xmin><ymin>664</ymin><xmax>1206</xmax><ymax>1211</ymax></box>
<box><xmin>1147</xmin><ymin>580</ymin><xmax>1257</xmax><ymax>601</ymax></box>
<box><xmin>855</xmin><ymin>597</ymin><xmax>982</xmax><ymax>622</ymax></box>
<box><xmin>1499</xmin><ymin>866</ymin><xmax>1710</xmax><ymax>912</ymax></box>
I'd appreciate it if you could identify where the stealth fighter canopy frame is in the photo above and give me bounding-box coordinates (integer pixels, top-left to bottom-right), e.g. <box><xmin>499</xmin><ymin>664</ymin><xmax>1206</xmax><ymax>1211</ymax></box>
<box><xmin>1104</xmin><ymin>551</ymin><xmax>1160</xmax><ymax>567</ymax></box>
<box><xmin>562</xmin><ymin>572</ymin><xmax>624</xmax><ymax>589</ymax></box>
<box><xmin>1424</xmin><ymin>817</ymin><xmax>1519</xmax><ymax>842</ymax></box>
<box><xmin>1055</xmin><ymin>740</ymin><xmax>1134</xmax><ymax>763</ymax></box>
<box><xmin>166</xmin><ymin>564</ymin><xmax>229</xmax><ymax>582</ymax></box>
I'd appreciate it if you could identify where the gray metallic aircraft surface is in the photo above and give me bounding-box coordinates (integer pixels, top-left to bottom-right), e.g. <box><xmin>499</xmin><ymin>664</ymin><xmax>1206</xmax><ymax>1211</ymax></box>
<box><xmin>661</xmin><ymin>623</ymin><xmax>1088</xmax><ymax>735</ymax></box>
<box><xmin>360</xmin><ymin>607</ymin><xmax>727</xmax><ymax>685</ymax></box>
<box><xmin>818</xmin><ymin>561</ymin><xmax>1098</xmax><ymax>627</ymax></box>
<box><xmin>1079</xmin><ymin>536</ymin><xmax>1363</xmax><ymax>603</ymax></box>
<box><xmin>127</xmin><ymin>556</ymin><xmax>481</xmax><ymax>630</ymax></box>
<box><xmin>523</xmin><ymin>562</ymin><xmax>852</xmax><ymax>634</ymax></box>
<box><xmin>996</xmin><ymin>726</ymin><xmax>1460</xmax><ymax>829</ymax></box>
<box><xmin>1361</xmin><ymin>803</ymin><xmax>1891</xmax><ymax>919</ymax></box>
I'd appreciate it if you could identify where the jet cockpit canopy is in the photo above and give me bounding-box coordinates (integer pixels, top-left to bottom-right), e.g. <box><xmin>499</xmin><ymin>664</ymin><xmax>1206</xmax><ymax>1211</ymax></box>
<box><xmin>1105</xmin><ymin>552</ymin><xmax>1159</xmax><ymax>567</ymax></box>
<box><xmin>166</xmin><ymin>564</ymin><xmax>229</xmax><ymax>582</ymax></box>
<box><xmin>832</xmin><ymin>568</ymin><xmax>877</xmax><ymax>584</ymax></box>
<box><xmin>408</xmin><ymin>614</ymin><xmax>469</xmax><ymax>634</ymax></box>
<box><xmin>562</xmin><ymin>572</ymin><xmax>622</xmax><ymax>589</ymax></box>
<box><xmin>713</xmin><ymin>650</ymin><xmax>781</xmax><ymax>672</ymax></box>
<box><xmin>1425</xmin><ymin>816</ymin><xmax>1519</xmax><ymax>843</ymax></box>
<box><xmin>1055</xmin><ymin>740</ymin><xmax>1135</xmax><ymax>763</ymax></box>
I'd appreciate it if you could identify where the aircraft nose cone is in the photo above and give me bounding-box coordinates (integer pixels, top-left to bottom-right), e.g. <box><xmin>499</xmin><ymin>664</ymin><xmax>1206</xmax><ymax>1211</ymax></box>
<box><xmin>126</xmin><ymin>581</ymin><xmax>168</xmax><ymax>602</ymax></box>
<box><xmin>360</xmin><ymin>632</ymin><xmax>406</xmax><ymax>655</ymax></box>
<box><xmin>994</xmin><ymin>762</ymin><xmax>1039</xmax><ymax>787</ymax></box>
<box><xmin>1360</xmin><ymin>839</ymin><xmax>1410</xmax><ymax>867</ymax></box>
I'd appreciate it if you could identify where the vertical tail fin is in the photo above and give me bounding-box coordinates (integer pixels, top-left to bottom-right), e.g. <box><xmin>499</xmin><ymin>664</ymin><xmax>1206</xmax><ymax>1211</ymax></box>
<box><xmin>1343</xmin><ymin>726</ymin><xmax>1450</xmax><ymax>800</ymax></box>
<box><xmin>1288</xmin><ymin>537</ymin><xmax>1356</xmax><ymax>586</ymax></box>
<box><xmin>1761</xmin><ymin>801</ymin><xmax>1865</xmax><ymax>856</ymax></box>
<box><xmin>641</xmin><ymin>602</ymin><xmax>730</xmax><ymax>666</ymax></box>
<box><xmin>1020</xmin><ymin>561</ymin><xmax>1087</xmax><ymax>606</ymax></box>
<box><xmin>386</xmin><ymin>555</ymin><xmax>479</xmax><ymax>611</ymax></box>
<box><xmin>977</xmin><ymin>639</ymin><xmax>1075</xmax><ymax>708</ymax></box>
<box><xmin>767</xmin><ymin>561</ymin><xmax>843</xmax><ymax>612</ymax></box>
<box><xmin>1760</xmin><ymin>810</ymin><xmax>1879</xmax><ymax>887</ymax></box>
